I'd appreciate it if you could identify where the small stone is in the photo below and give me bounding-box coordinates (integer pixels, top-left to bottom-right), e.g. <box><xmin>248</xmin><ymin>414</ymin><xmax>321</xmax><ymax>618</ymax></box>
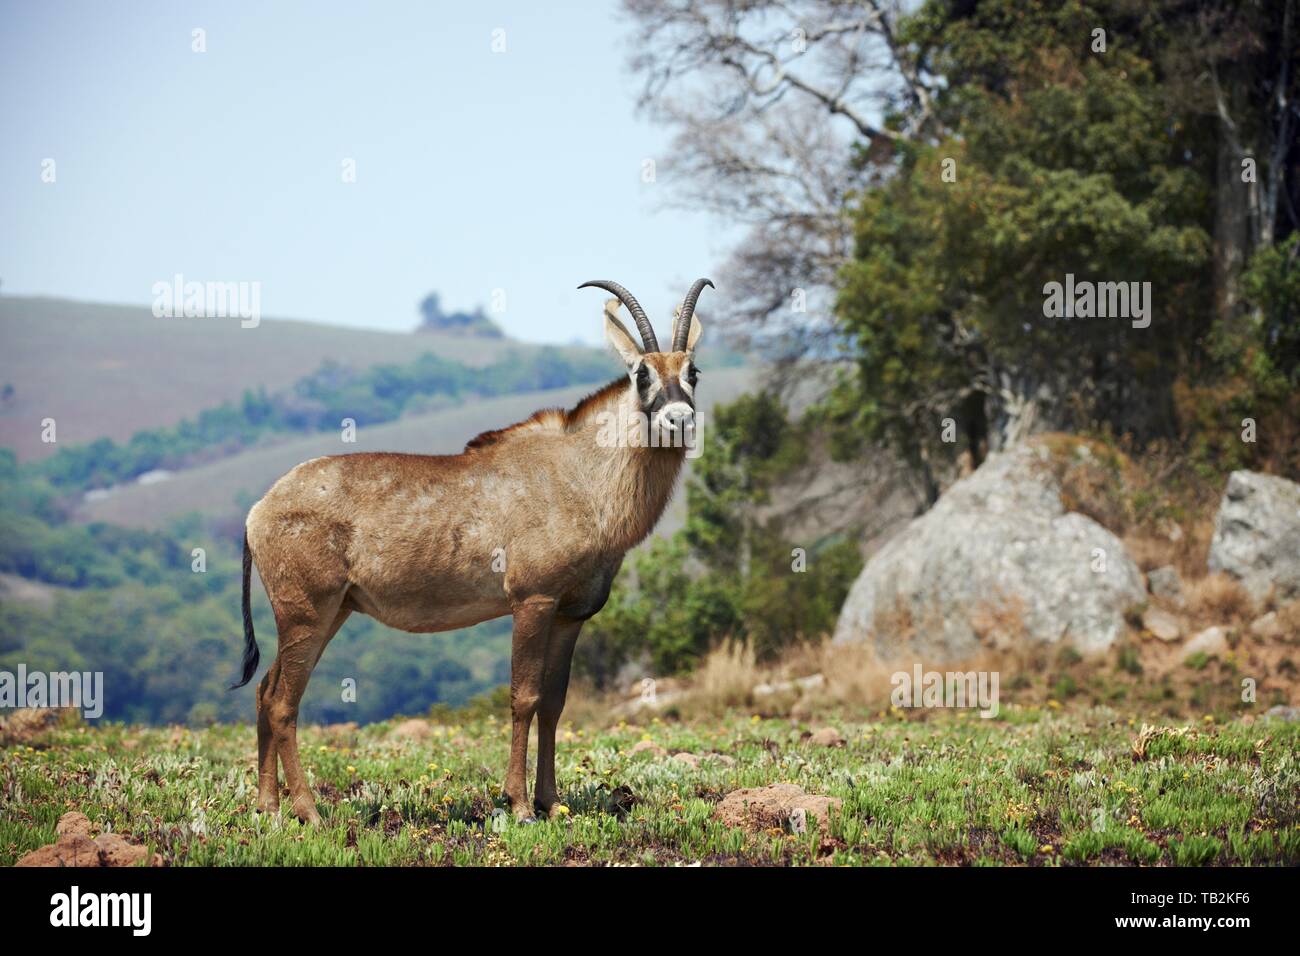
<box><xmin>808</xmin><ymin>726</ymin><xmax>846</xmax><ymax>747</ymax></box>
<box><xmin>671</xmin><ymin>752</ymin><xmax>701</xmax><ymax>769</ymax></box>
<box><xmin>1264</xmin><ymin>705</ymin><xmax>1299</xmax><ymax>723</ymax></box>
<box><xmin>1142</xmin><ymin>607</ymin><xmax>1182</xmax><ymax>642</ymax></box>
<box><xmin>630</xmin><ymin>740</ymin><xmax>666</xmax><ymax>757</ymax></box>
<box><xmin>1182</xmin><ymin>627</ymin><xmax>1228</xmax><ymax>661</ymax></box>
<box><xmin>1147</xmin><ymin>566</ymin><xmax>1184</xmax><ymax>603</ymax></box>
<box><xmin>1249</xmin><ymin>612</ymin><xmax>1282</xmax><ymax>639</ymax></box>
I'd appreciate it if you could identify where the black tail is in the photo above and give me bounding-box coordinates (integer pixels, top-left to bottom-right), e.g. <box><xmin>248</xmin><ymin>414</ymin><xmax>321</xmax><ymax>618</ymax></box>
<box><xmin>230</xmin><ymin>530</ymin><xmax>260</xmax><ymax>689</ymax></box>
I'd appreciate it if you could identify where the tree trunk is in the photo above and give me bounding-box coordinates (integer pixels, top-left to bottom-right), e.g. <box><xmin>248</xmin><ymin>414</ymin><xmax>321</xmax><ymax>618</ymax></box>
<box><xmin>1213</xmin><ymin>89</ymin><xmax>1251</xmax><ymax>322</ymax></box>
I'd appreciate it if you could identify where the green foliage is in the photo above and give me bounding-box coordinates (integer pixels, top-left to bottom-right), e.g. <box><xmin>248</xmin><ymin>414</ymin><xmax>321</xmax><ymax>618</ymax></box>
<box><xmin>1238</xmin><ymin>234</ymin><xmax>1300</xmax><ymax>394</ymax></box>
<box><xmin>832</xmin><ymin>0</ymin><xmax>1236</xmax><ymax>487</ymax></box>
<box><xmin>4</xmin><ymin>707</ymin><xmax>1295</xmax><ymax>866</ymax></box>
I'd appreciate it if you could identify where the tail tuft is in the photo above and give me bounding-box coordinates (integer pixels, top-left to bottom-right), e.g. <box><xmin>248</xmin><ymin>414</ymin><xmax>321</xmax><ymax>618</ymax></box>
<box><xmin>230</xmin><ymin>530</ymin><xmax>260</xmax><ymax>689</ymax></box>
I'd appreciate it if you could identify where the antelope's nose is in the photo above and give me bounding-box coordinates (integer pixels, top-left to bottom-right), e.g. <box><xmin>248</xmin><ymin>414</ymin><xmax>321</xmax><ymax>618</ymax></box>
<box><xmin>660</xmin><ymin>402</ymin><xmax>694</xmax><ymax>430</ymax></box>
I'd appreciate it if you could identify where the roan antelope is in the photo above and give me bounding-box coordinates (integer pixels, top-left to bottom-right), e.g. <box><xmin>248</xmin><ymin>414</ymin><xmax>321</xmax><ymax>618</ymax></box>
<box><xmin>232</xmin><ymin>278</ymin><xmax>712</xmax><ymax>823</ymax></box>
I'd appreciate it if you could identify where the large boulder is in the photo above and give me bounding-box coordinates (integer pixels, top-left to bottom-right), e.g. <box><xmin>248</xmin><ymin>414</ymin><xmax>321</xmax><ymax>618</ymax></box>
<box><xmin>1208</xmin><ymin>471</ymin><xmax>1300</xmax><ymax>604</ymax></box>
<box><xmin>833</xmin><ymin>442</ymin><xmax>1144</xmax><ymax>661</ymax></box>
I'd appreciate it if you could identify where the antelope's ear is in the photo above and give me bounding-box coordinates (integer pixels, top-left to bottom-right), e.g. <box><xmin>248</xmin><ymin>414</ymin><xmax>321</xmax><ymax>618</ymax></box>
<box><xmin>603</xmin><ymin>301</ymin><xmax>643</xmax><ymax>366</ymax></box>
<box><xmin>685</xmin><ymin>313</ymin><xmax>703</xmax><ymax>354</ymax></box>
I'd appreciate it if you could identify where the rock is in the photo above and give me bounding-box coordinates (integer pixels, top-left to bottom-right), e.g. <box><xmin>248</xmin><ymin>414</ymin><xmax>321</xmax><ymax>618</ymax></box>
<box><xmin>714</xmin><ymin>783</ymin><xmax>842</xmax><ymax>832</ymax></box>
<box><xmin>388</xmin><ymin>718</ymin><xmax>432</xmax><ymax>741</ymax></box>
<box><xmin>55</xmin><ymin>811</ymin><xmax>93</xmax><ymax>839</ymax></box>
<box><xmin>753</xmin><ymin>676</ymin><xmax>824</xmax><ymax>700</ymax></box>
<box><xmin>703</xmin><ymin>753</ymin><xmax>736</xmax><ymax>767</ymax></box>
<box><xmin>1182</xmin><ymin>627</ymin><xmax>1228</xmax><ymax>662</ymax></box>
<box><xmin>1142</xmin><ymin>607</ymin><xmax>1182</xmax><ymax>642</ymax></box>
<box><xmin>808</xmin><ymin>726</ymin><xmax>846</xmax><ymax>747</ymax></box>
<box><xmin>833</xmin><ymin>443</ymin><xmax>1145</xmax><ymax>660</ymax></box>
<box><xmin>609</xmin><ymin>687</ymin><xmax>685</xmax><ymax>718</ymax></box>
<box><xmin>1208</xmin><ymin>471</ymin><xmax>1300</xmax><ymax>604</ymax></box>
<box><xmin>1147</xmin><ymin>566</ymin><xmax>1184</xmax><ymax>604</ymax></box>
<box><xmin>1264</xmin><ymin>705</ymin><xmax>1299</xmax><ymax>722</ymax></box>
<box><xmin>1250</xmin><ymin>612</ymin><xmax>1282</xmax><ymax>639</ymax></box>
<box><xmin>630</xmin><ymin>740</ymin><xmax>667</xmax><ymax>757</ymax></box>
<box><xmin>671</xmin><ymin>752</ymin><xmax>701</xmax><ymax>769</ymax></box>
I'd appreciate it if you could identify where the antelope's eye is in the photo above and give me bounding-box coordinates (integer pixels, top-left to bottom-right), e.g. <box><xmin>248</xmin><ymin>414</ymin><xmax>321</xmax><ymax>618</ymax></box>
<box><xmin>686</xmin><ymin>365</ymin><xmax>699</xmax><ymax>386</ymax></box>
<box><xmin>635</xmin><ymin>365</ymin><xmax>650</xmax><ymax>385</ymax></box>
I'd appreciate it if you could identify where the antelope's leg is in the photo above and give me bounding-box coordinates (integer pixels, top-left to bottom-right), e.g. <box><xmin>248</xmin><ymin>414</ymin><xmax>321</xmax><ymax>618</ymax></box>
<box><xmin>254</xmin><ymin>658</ymin><xmax>283</xmax><ymax>812</ymax></box>
<box><xmin>268</xmin><ymin>600</ymin><xmax>348</xmax><ymax>825</ymax></box>
<box><xmin>505</xmin><ymin>598</ymin><xmax>557</xmax><ymax>820</ymax></box>
<box><xmin>534</xmin><ymin>618</ymin><xmax>583</xmax><ymax>818</ymax></box>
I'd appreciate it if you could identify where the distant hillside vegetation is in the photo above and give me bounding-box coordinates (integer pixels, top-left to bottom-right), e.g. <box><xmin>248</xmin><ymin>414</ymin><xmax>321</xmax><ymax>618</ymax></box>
<box><xmin>0</xmin><ymin>296</ymin><xmax>520</xmax><ymax>461</ymax></box>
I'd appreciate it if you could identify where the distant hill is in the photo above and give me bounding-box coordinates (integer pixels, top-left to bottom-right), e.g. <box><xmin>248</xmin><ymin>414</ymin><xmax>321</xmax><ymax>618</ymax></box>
<box><xmin>0</xmin><ymin>296</ymin><xmax>528</xmax><ymax>461</ymax></box>
<box><xmin>77</xmin><ymin>367</ymin><xmax>756</xmax><ymax>535</ymax></box>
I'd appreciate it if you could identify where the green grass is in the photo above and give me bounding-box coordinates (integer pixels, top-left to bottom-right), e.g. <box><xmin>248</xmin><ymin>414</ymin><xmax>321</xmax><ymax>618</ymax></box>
<box><xmin>3</xmin><ymin>705</ymin><xmax>1297</xmax><ymax>866</ymax></box>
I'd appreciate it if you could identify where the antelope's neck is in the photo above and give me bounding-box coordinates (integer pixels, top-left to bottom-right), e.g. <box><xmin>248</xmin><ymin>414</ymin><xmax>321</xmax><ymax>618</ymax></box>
<box><xmin>572</xmin><ymin>389</ymin><xmax>688</xmax><ymax>553</ymax></box>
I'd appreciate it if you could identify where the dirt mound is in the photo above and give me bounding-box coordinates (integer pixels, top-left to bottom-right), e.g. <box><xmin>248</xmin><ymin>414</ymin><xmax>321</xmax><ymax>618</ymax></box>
<box><xmin>714</xmin><ymin>783</ymin><xmax>842</xmax><ymax>832</ymax></box>
<box><xmin>15</xmin><ymin>812</ymin><xmax>162</xmax><ymax>867</ymax></box>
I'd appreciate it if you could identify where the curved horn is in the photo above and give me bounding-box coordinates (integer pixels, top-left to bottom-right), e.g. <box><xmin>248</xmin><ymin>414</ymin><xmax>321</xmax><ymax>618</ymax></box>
<box><xmin>672</xmin><ymin>278</ymin><xmax>714</xmax><ymax>351</ymax></box>
<box><xmin>578</xmin><ymin>280</ymin><xmax>659</xmax><ymax>352</ymax></box>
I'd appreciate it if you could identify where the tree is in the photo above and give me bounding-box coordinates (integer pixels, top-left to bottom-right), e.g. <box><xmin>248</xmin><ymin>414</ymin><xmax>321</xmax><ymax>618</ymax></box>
<box><xmin>417</xmin><ymin>292</ymin><xmax>504</xmax><ymax>338</ymax></box>
<box><xmin>831</xmin><ymin>0</ymin><xmax>1215</xmax><ymax>496</ymax></box>
<box><xmin>623</xmin><ymin>0</ymin><xmax>941</xmax><ymax>359</ymax></box>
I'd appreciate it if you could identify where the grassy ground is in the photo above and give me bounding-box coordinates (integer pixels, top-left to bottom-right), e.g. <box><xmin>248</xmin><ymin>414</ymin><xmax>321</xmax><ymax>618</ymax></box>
<box><xmin>3</xmin><ymin>702</ymin><xmax>1297</xmax><ymax>866</ymax></box>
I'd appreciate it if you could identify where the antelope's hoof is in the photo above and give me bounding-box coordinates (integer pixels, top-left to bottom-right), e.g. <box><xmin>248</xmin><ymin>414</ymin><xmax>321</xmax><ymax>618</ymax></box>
<box><xmin>255</xmin><ymin>796</ymin><xmax>280</xmax><ymax>814</ymax></box>
<box><xmin>291</xmin><ymin>796</ymin><xmax>322</xmax><ymax>825</ymax></box>
<box><xmin>535</xmin><ymin>800</ymin><xmax>568</xmax><ymax>820</ymax></box>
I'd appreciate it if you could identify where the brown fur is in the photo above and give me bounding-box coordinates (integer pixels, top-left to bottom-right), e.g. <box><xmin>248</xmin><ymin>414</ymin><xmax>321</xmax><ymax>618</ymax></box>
<box><xmin>244</xmin><ymin>341</ymin><xmax>699</xmax><ymax>822</ymax></box>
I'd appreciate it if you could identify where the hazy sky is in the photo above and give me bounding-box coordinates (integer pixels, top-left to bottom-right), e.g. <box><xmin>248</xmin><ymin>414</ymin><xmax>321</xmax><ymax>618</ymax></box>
<box><xmin>0</xmin><ymin>0</ymin><xmax>737</xmax><ymax>344</ymax></box>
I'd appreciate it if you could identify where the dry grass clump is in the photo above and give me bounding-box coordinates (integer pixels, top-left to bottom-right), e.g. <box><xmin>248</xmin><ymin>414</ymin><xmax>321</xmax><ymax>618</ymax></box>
<box><xmin>691</xmin><ymin>640</ymin><xmax>760</xmax><ymax>711</ymax></box>
<box><xmin>1184</xmin><ymin>572</ymin><xmax>1255</xmax><ymax>624</ymax></box>
<box><xmin>1123</xmin><ymin>516</ymin><xmax>1216</xmax><ymax>578</ymax></box>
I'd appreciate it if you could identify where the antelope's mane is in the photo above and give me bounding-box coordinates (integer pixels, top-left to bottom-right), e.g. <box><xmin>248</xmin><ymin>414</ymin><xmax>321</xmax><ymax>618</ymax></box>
<box><xmin>464</xmin><ymin>377</ymin><xmax>626</xmax><ymax>451</ymax></box>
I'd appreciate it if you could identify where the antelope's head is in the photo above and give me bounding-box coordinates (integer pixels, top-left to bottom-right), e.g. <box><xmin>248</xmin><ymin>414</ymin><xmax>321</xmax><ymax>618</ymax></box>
<box><xmin>580</xmin><ymin>278</ymin><xmax>711</xmax><ymax>447</ymax></box>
